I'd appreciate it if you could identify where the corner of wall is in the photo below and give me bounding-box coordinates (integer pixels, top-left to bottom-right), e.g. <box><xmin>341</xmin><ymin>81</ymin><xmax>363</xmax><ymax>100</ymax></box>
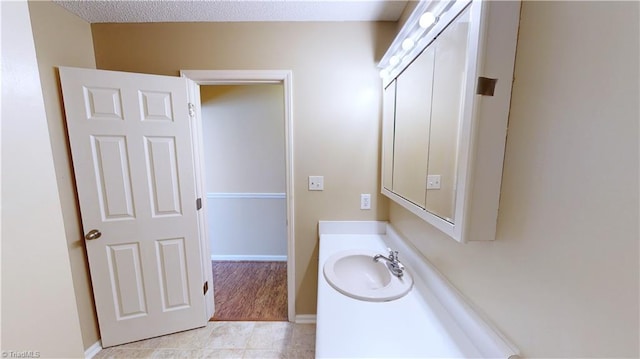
<box><xmin>28</xmin><ymin>0</ymin><xmax>101</xmax><ymax>351</ymax></box>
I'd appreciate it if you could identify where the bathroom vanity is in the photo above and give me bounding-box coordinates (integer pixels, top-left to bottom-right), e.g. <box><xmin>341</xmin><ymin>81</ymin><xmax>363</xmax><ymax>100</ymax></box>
<box><xmin>315</xmin><ymin>221</ymin><xmax>519</xmax><ymax>358</ymax></box>
<box><xmin>314</xmin><ymin>0</ymin><xmax>523</xmax><ymax>356</ymax></box>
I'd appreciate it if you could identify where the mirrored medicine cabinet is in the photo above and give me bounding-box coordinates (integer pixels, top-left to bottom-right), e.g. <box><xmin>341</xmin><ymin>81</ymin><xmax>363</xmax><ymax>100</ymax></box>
<box><xmin>379</xmin><ymin>0</ymin><xmax>521</xmax><ymax>242</ymax></box>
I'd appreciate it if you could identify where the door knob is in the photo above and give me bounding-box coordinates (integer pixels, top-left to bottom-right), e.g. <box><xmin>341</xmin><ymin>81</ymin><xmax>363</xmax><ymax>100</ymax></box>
<box><xmin>85</xmin><ymin>229</ymin><xmax>102</xmax><ymax>240</ymax></box>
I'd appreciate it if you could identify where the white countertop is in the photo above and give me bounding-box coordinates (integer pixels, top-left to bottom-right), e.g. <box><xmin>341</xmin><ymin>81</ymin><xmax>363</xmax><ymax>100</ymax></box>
<box><xmin>315</xmin><ymin>232</ymin><xmax>483</xmax><ymax>358</ymax></box>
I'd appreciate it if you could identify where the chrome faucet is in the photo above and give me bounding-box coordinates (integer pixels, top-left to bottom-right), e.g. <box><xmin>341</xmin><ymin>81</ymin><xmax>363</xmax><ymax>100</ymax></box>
<box><xmin>373</xmin><ymin>248</ymin><xmax>405</xmax><ymax>277</ymax></box>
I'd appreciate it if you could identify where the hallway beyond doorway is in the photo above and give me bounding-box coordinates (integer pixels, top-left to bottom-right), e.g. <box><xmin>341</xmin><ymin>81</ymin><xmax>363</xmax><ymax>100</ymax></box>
<box><xmin>210</xmin><ymin>261</ymin><xmax>287</xmax><ymax>321</ymax></box>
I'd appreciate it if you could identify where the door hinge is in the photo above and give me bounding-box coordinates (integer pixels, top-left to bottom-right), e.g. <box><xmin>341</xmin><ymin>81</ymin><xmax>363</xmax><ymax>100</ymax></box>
<box><xmin>188</xmin><ymin>103</ymin><xmax>196</xmax><ymax>117</ymax></box>
<box><xmin>196</xmin><ymin>197</ymin><xmax>202</xmax><ymax>210</ymax></box>
<box><xmin>203</xmin><ymin>281</ymin><xmax>209</xmax><ymax>295</ymax></box>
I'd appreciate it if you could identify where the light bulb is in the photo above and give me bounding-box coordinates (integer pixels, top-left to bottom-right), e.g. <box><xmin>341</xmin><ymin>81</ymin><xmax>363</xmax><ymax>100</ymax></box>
<box><xmin>419</xmin><ymin>12</ymin><xmax>437</xmax><ymax>28</ymax></box>
<box><xmin>389</xmin><ymin>55</ymin><xmax>400</xmax><ymax>66</ymax></box>
<box><xmin>402</xmin><ymin>38</ymin><xmax>415</xmax><ymax>51</ymax></box>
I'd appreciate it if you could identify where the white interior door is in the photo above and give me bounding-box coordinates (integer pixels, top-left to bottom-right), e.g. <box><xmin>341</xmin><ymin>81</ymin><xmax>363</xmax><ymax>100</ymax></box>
<box><xmin>185</xmin><ymin>78</ymin><xmax>215</xmax><ymax>319</ymax></box>
<box><xmin>59</xmin><ymin>67</ymin><xmax>207</xmax><ymax>347</ymax></box>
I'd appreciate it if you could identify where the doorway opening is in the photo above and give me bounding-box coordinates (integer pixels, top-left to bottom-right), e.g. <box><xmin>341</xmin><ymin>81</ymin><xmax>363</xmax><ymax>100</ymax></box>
<box><xmin>201</xmin><ymin>84</ymin><xmax>287</xmax><ymax>321</ymax></box>
<box><xmin>182</xmin><ymin>70</ymin><xmax>295</xmax><ymax>323</ymax></box>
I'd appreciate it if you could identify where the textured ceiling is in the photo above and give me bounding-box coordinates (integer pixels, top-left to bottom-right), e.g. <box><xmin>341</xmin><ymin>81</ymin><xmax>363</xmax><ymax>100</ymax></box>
<box><xmin>54</xmin><ymin>0</ymin><xmax>409</xmax><ymax>23</ymax></box>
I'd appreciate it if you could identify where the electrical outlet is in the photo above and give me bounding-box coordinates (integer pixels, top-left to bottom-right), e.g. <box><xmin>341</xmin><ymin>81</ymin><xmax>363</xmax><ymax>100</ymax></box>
<box><xmin>427</xmin><ymin>175</ymin><xmax>441</xmax><ymax>189</ymax></box>
<box><xmin>360</xmin><ymin>194</ymin><xmax>371</xmax><ymax>210</ymax></box>
<box><xmin>308</xmin><ymin>176</ymin><xmax>324</xmax><ymax>191</ymax></box>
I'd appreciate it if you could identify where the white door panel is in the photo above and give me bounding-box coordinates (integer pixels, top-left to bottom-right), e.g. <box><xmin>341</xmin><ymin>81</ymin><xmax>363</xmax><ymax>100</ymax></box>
<box><xmin>59</xmin><ymin>67</ymin><xmax>206</xmax><ymax>347</ymax></box>
<box><xmin>185</xmin><ymin>78</ymin><xmax>215</xmax><ymax>319</ymax></box>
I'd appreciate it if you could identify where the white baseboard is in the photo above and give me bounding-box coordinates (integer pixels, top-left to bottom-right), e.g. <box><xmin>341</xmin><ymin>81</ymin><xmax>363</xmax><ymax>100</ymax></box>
<box><xmin>211</xmin><ymin>254</ymin><xmax>287</xmax><ymax>261</ymax></box>
<box><xmin>295</xmin><ymin>314</ymin><xmax>317</xmax><ymax>324</ymax></box>
<box><xmin>84</xmin><ymin>340</ymin><xmax>102</xmax><ymax>359</ymax></box>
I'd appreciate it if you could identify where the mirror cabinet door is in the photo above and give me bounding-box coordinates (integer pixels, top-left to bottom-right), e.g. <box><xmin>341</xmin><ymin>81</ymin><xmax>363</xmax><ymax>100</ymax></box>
<box><xmin>392</xmin><ymin>45</ymin><xmax>435</xmax><ymax>209</ymax></box>
<box><xmin>379</xmin><ymin>0</ymin><xmax>520</xmax><ymax>242</ymax></box>
<box><xmin>381</xmin><ymin>80</ymin><xmax>396</xmax><ymax>191</ymax></box>
<box><xmin>424</xmin><ymin>7</ymin><xmax>471</xmax><ymax>223</ymax></box>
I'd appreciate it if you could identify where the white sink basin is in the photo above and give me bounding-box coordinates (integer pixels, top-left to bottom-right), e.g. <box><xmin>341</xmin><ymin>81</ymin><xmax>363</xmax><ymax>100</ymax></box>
<box><xmin>323</xmin><ymin>249</ymin><xmax>413</xmax><ymax>302</ymax></box>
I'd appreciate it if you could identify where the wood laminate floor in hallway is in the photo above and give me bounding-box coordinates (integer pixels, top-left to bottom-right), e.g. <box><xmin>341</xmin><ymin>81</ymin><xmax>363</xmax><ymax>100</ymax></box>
<box><xmin>211</xmin><ymin>261</ymin><xmax>288</xmax><ymax>321</ymax></box>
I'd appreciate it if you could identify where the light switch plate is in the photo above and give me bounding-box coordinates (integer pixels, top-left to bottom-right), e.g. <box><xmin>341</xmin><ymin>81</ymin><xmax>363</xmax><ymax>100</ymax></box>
<box><xmin>427</xmin><ymin>175</ymin><xmax>441</xmax><ymax>189</ymax></box>
<box><xmin>360</xmin><ymin>194</ymin><xmax>371</xmax><ymax>210</ymax></box>
<box><xmin>309</xmin><ymin>176</ymin><xmax>324</xmax><ymax>191</ymax></box>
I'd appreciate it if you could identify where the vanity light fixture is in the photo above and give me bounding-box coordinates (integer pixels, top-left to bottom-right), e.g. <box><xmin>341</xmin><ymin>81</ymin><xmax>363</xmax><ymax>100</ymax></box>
<box><xmin>419</xmin><ymin>12</ymin><xmax>438</xmax><ymax>28</ymax></box>
<box><xmin>378</xmin><ymin>0</ymin><xmax>459</xmax><ymax>82</ymax></box>
<box><xmin>401</xmin><ymin>38</ymin><xmax>415</xmax><ymax>51</ymax></box>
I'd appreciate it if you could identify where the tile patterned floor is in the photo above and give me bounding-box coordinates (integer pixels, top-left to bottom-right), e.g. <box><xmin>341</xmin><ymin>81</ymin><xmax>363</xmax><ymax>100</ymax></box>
<box><xmin>94</xmin><ymin>322</ymin><xmax>315</xmax><ymax>359</ymax></box>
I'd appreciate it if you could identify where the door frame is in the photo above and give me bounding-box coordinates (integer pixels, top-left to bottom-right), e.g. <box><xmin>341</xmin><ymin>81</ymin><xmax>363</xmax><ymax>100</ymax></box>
<box><xmin>181</xmin><ymin>70</ymin><xmax>295</xmax><ymax>322</ymax></box>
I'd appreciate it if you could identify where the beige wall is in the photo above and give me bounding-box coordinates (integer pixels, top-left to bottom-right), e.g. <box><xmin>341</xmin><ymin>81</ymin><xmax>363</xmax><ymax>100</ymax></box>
<box><xmin>390</xmin><ymin>1</ymin><xmax>639</xmax><ymax>357</ymax></box>
<box><xmin>201</xmin><ymin>84</ymin><xmax>285</xmax><ymax>193</ymax></box>
<box><xmin>92</xmin><ymin>21</ymin><xmax>395</xmax><ymax>314</ymax></box>
<box><xmin>1</xmin><ymin>1</ymin><xmax>85</xmax><ymax>357</ymax></box>
<box><xmin>27</xmin><ymin>0</ymin><xmax>100</xmax><ymax>350</ymax></box>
